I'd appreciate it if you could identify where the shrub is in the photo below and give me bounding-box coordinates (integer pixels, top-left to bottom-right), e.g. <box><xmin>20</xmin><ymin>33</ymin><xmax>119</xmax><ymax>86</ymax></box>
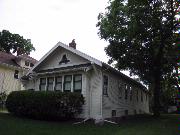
<box><xmin>6</xmin><ymin>90</ymin><xmax>84</xmax><ymax>120</ymax></box>
<box><xmin>0</xmin><ymin>91</ymin><xmax>7</xmax><ymax>109</ymax></box>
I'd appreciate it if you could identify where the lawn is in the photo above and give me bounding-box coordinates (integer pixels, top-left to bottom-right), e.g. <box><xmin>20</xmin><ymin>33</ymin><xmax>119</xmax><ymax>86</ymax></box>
<box><xmin>0</xmin><ymin>111</ymin><xmax>179</xmax><ymax>135</ymax></box>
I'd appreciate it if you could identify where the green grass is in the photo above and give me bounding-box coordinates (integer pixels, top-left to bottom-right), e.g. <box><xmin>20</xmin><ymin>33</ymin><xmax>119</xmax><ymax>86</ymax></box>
<box><xmin>0</xmin><ymin>111</ymin><xmax>179</xmax><ymax>135</ymax></box>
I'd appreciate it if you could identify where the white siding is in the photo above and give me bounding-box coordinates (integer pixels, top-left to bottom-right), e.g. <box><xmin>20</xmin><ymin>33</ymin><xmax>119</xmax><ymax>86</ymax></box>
<box><xmin>0</xmin><ymin>66</ymin><xmax>24</xmax><ymax>94</ymax></box>
<box><xmin>88</xmin><ymin>68</ymin><xmax>103</xmax><ymax>119</ymax></box>
<box><xmin>102</xmin><ymin>71</ymin><xmax>149</xmax><ymax>118</ymax></box>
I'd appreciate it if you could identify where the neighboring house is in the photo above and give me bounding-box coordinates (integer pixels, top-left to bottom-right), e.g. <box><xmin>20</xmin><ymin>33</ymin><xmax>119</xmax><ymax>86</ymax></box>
<box><xmin>22</xmin><ymin>41</ymin><xmax>149</xmax><ymax>120</ymax></box>
<box><xmin>0</xmin><ymin>52</ymin><xmax>37</xmax><ymax>94</ymax></box>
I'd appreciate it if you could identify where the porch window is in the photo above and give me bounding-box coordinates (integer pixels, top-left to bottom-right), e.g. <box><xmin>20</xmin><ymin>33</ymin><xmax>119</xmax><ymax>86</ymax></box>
<box><xmin>73</xmin><ymin>74</ymin><xmax>82</xmax><ymax>93</ymax></box>
<box><xmin>103</xmin><ymin>75</ymin><xmax>108</xmax><ymax>95</ymax></box>
<box><xmin>39</xmin><ymin>78</ymin><xmax>46</xmax><ymax>91</ymax></box>
<box><xmin>64</xmin><ymin>75</ymin><xmax>72</xmax><ymax>92</ymax></box>
<box><xmin>47</xmin><ymin>77</ymin><xmax>54</xmax><ymax>91</ymax></box>
<box><xmin>55</xmin><ymin>76</ymin><xmax>62</xmax><ymax>91</ymax></box>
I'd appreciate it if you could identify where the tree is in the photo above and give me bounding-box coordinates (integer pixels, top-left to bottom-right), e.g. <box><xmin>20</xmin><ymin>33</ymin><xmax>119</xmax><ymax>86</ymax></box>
<box><xmin>0</xmin><ymin>30</ymin><xmax>35</xmax><ymax>55</ymax></box>
<box><xmin>97</xmin><ymin>0</ymin><xmax>180</xmax><ymax>116</ymax></box>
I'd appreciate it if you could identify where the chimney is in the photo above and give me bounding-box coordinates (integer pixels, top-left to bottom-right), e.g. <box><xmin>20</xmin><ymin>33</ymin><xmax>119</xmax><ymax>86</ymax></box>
<box><xmin>69</xmin><ymin>39</ymin><xmax>76</xmax><ymax>49</ymax></box>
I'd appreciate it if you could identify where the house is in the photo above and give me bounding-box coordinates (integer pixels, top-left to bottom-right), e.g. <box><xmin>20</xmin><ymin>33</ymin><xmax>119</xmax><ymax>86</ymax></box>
<box><xmin>0</xmin><ymin>52</ymin><xmax>37</xmax><ymax>94</ymax></box>
<box><xmin>22</xmin><ymin>41</ymin><xmax>149</xmax><ymax>120</ymax></box>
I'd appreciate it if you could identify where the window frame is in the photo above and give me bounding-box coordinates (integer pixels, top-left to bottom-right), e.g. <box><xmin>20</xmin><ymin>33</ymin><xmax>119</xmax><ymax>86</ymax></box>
<box><xmin>63</xmin><ymin>75</ymin><xmax>72</xmax><ymax>92</ymax></box>
<box><xmin>103</xmin><ymin>75</ymin><xmax>108</xmax><ymax>96</ymax></box>
<box><xmin>47</xmin><ymin>77</ymin><xmax>54</xmax><ymax>91</ymax></box>
<box><xmin>141</xmin><ymin>91</ymin><xmax>143</xmax><ymax>102</ymax></box>
<box><xmin>25</xmin><ymin>61</ymin><xmax>29</xmax><ymax>66</ymax></box>
<box><xmin>125</xmin><ymin>84</ymin><xmax>128</xmax><ymax>100</ymax></box>
<box><xmin>54</xmin><ymin>76</ymin><xmax>62</xmax><ymax>91</ymax></box>
<box><xmin>73</xmin><ymin>74</ymin><xmax>82</xmax><ymax>93</ymax></box>
<box><xmin>112</xmin><ymin>110</ymin><xmax>116</xmax><ymax>117</ymax></box>
<box><xmin>30</xmin><ymin>63</ymin><xmax>34</xmax><ymax>67</ymax></box>
<box><xmin>130</xmin><ymin>86</ymin><xmax>132</xmax><ymax>101</ymax></box>
<box><xmin>39</xmin><ymin>78</ymin><xmax>46</xmax><ymax>91</ymax></box>
<box><xmin>137</xmin><ymin>90</ymin><xmax>139</xmax><ymax>102</ymax></box>
<box><xmin>14</xmin><ymin>70</ymin><xmax>19</xmax><ymax>79</ymax></box>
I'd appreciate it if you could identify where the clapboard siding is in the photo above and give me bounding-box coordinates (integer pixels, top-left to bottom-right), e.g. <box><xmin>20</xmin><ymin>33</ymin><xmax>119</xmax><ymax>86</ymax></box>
<box><xmin>89</xmin><ymin>68</ymin><xmax>103</xmax><ymax>119</ymax></box>
<box><xmin>102</xmin><ymin>71</ymin><xmax>149</xmax><ymax>118</ymax></box>
<box><xmin>0</xmin><ymin>66</ymin><xmax>23</xmax><ymax>94</ymax></box>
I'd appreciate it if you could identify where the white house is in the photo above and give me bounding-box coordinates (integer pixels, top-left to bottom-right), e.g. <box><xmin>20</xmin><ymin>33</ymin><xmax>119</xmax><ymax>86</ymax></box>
<box><xmin>22</xmin><ymin>40</ymin><xmax>149</xmax><ymax>120</ymax></box>
<box><xmin>0</xmin><ymin>52</ymin><xmax>37</xmax><ymax>94</ymax></box>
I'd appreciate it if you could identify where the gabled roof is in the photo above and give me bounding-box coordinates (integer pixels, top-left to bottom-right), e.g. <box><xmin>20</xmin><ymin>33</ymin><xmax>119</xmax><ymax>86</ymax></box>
<box><xmin>17</xmin><ymin>54</ymin><xmax>37</xmax><ymax>64</ymax></box>
<box><xmin>0</xmin><ymin>51</ymin><xmax>37</xmax><ymax>69</ymax></box>
<box><xmin>28</xmin><ymin>42</ymin><xmax>102</xmax><ymax>74</ymax></box>
<box><xmin>27</xmin><ymin>41</ymin><xmax>147</xmax><ymax>90</ymax></box>
<box><xmin>0</xmin><ymin>51</ymin><xmax>20</xmax><ymax>67</ymax></box>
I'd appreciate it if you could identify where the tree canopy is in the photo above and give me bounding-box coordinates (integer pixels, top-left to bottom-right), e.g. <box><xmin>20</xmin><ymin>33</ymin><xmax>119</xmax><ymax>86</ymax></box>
<box><xmin>97</xmin><ymin>0</ymin><xmax>180</xmax><ymax>116</ymax></box>
<box><xmin>0</xmin><ymin>30</ymin><xmax>35</xmax><ymax>55</ymax></box>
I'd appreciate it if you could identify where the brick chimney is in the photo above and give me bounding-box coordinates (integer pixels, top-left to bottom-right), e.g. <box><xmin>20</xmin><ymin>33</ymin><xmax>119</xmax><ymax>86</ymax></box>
<box><xmin>69</xmin><ymin>39</ymin><xmax>76</xmax><ymax>49</ymax></box>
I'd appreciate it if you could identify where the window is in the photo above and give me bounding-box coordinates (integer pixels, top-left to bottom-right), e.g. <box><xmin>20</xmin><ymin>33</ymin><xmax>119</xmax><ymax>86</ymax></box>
<box><xmin>14</xmin><ymin>70</ymin><xmax>19</xmax><ymax>79</ymax></box>
<box><xmin>125</xmin><ymin>84</ymin><xmax>128</xmax><ymax>100</ymax></box>
<box><xmin>137</xmin><ymin>90</ymin><xmax>139</xmax><ymax>102</ymax></box>
<box><xmin>73</xmin><ymin>74</ymin><xmax>82</xmax><ymax>93</ymax></box>
<box><xmin>146</xmin><ymin>93</ymin><xmax>148</xmax><ymax>101</ymax></box>
<box><xmin>39</xmin><ymin>78</ymin><xmax>46</xmax><ymax>91</ymax></box>
<box><xmin>30</xmin><ymin>63</ymin><xmax>34</xmax><ymax>67</ymax></box>
<box><xmin>59</xmin><ymin>54</ymin><xmax>70</xmax><ymax>64</ymax></box>
<box><xmin>103</xmin><ymin>75</ymin><xmax>108</xmax><ymax>95</ymax></box>
<box><xmin>55</xmin><ymin>76</ymin><xmax>62</xmax><ymax>91</ymax></box>
<box><xmin>112</xmin><ymin>110</ymin><xmax>116</xmax><ymax>117</ymax></box>
<box><xmin>64</xmin><ymin>75</ymin><xmax>72</xmax><ymax>92</ymax></box>
<box><xmin>47</xmin><ymin>77</ymin><xmax>54</xmax><ymax>91</ymax></box>
<box><xmin>130</xmin><ymin>86</ymin><xmax>132</xmax><ymax>101</ymax></box>
<box><xmin>118</xmin><ymin>83</ymin><xmax>123</xmax><ymax>98</ymax></box>
<box><xmin>134</xmin><ymin>110</ymin><xmax>137</xmax><ymax>115</ymax></box>
<box><xmin>141</xmin><ymin>91</ymin><xmax>143</xmax><ymax>102</ymax></box>
<box><xmin>25</xmin><ymin>61</ymin><xmax>29</xmax><ymax>66</ymax></box>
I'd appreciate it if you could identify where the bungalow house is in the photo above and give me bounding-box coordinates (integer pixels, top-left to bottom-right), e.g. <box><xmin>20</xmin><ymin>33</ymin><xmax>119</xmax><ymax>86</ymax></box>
<box><xmin>0</xmin><ymin>52</ymin><xmax>37</xmax><ymax>94</ymax></box>
<box><xmin>22</xmin><ymin>40</ymin><xmax>149</xmax><ymax>120</ymax></box>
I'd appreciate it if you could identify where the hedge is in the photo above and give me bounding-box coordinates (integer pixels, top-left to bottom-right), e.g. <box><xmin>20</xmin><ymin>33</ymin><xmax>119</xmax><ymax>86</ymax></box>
<box><xmin>6</xmin><ymin>90</ymin><xmax>84</xmax><ymax>120</ymax></box>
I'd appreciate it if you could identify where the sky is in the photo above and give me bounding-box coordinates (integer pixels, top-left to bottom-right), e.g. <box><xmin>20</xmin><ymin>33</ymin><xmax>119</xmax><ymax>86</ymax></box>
<box><xmin>0</xmin><ymin>0</ymin><xmax>109</xmax><ymax>63</ymax></box>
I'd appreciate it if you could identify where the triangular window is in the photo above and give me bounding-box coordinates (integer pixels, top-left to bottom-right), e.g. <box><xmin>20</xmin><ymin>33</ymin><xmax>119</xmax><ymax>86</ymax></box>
<box><xmin>59</xmin><ymin>54</ymin><xmax>70</xmax><ymax>64</ymax></box>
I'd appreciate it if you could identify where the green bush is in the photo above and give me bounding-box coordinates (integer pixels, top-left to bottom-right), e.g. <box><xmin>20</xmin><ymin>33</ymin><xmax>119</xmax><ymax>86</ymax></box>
<box><xmin>6</xmin><ymin>90</ymin><xmax>84</xmax><ymax>120</ymax></box>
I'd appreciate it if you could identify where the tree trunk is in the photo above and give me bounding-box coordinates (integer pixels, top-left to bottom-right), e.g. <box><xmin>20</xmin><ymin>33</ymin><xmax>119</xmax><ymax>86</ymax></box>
<box><xmin>153</xmin><ymin>72</ymin><xmax>161</xmax><ymax>117</ymax></box>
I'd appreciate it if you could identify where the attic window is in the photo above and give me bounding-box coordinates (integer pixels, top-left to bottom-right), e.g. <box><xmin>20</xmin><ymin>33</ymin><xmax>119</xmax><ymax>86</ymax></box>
<box><xmin>25</xmin><ymin>61</ymin><xmax>29</xmax><ymax>66</ymax></box>
<box><xmin>59</xmin><ymin>54</ymin><xmax>70</xmax><ymax>65</ymax></box>
<box><xmin>14</xmin><ymin>70</ymin><xmax>19</xmax><ymax>79</ymax></box>
<box><xmin>30</xmin><ymin>63</ymin><xmax>34</xmax><ymax>67</ymax></box>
